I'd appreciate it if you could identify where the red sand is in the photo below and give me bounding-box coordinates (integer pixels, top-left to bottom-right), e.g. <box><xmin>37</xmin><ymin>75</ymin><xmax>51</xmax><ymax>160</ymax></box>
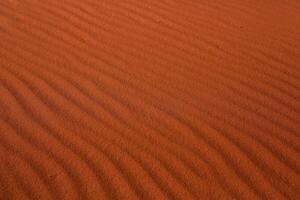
<box><xmin>0</xmin><ymin>0</ymin><xmax>300</xmax><ymax>199</ymax></box>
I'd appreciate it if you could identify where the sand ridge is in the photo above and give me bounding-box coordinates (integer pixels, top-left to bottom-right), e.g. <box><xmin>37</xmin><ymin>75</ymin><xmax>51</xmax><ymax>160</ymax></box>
<box><xmin>0</xmin><ymin>0</ymin><xmax>300</xmax><ymax>199</ymax></box>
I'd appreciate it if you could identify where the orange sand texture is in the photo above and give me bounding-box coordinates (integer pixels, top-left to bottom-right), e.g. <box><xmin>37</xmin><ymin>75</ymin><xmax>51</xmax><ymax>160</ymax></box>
<box><xmin>0</xmin><ymin>0</ymin><xmax>300</xmax><ymax>199</ymax></box>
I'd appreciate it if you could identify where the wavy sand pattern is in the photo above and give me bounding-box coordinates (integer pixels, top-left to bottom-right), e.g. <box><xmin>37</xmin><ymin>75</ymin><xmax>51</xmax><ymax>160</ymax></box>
<box><xmin>0</xmin><ymin>0</ymin><xmax>300</xmax><ymax>199</ymax></box>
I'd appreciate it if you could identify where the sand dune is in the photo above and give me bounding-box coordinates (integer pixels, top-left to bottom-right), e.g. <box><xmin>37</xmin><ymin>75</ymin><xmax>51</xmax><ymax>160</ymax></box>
<box><xmin>0</xmin><ymin>0</ymin><xmax>300</xmax><ymax>199</ymax></box>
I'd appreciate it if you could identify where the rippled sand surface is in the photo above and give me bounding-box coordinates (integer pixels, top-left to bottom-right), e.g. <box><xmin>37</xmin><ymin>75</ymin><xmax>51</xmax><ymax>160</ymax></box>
<box><xmin>0</xmin><ymin>0</ymin><xmax>300</xmax><ymax>199</ymax></box>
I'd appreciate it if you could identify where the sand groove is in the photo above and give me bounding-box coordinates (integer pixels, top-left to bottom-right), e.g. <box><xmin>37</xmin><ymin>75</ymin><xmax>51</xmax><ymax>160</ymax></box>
<box><xmin>1</xmin><ymin>0</ymin><xmax>300</xmax><ymax>199</ymax></box>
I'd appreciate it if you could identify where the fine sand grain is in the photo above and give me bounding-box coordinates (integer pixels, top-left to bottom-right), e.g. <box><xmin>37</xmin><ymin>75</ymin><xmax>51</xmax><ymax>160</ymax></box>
<box><xmin>0</xmin><ymin>0</ymin><xmax>300</xmax><ymax>199</ymax></box>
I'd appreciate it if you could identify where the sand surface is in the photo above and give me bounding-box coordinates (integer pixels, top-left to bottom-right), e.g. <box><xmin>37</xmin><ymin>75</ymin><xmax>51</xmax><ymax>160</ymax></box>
<box><xmin>0</xmin><ymin>0</ymin><xmax>300</xmax><ymax>199</ymax></box>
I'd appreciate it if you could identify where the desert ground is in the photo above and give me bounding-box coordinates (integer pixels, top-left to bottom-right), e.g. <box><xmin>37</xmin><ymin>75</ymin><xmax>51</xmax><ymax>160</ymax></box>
<box><xmin>0</xmin><ymin>0</ymin><xmax>300</xmax><ymax>199</ymax></box>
